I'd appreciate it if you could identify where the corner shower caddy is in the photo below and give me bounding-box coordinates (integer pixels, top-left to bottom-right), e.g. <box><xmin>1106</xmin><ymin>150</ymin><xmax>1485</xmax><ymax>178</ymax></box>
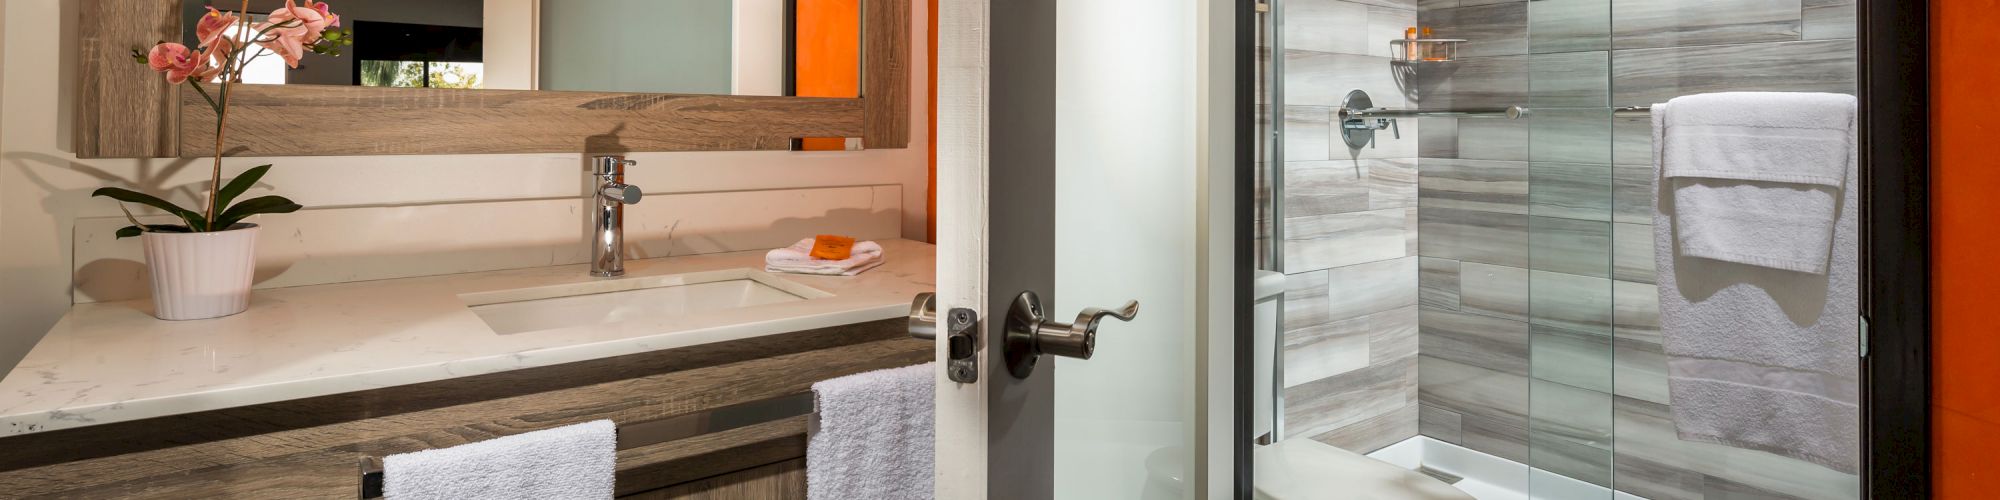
<box><xmin>1389</xmin><ymin>38</ymin><xmax>1465</xmax><ymax>64</ymax></box>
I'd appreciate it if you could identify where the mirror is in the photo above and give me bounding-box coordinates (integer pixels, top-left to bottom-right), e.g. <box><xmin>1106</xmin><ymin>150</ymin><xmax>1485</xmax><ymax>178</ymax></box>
<box><xmin>180</xmin><ymin>0</ymin><xmax>862</xmax><ymax>96</ymax></box>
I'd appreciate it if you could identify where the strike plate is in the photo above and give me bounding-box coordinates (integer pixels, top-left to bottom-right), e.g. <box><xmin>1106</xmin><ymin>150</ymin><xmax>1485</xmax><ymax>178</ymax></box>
<box><xmin>946</xmin><ymin>307</ymin><xmax>979</xmax><ymax>383</ymax></box>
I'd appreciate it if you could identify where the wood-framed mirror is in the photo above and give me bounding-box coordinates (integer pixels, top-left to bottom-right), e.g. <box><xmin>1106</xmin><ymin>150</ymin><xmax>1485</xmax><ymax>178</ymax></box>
<box><xmin>74</xmin><ymin>0</ymin><xmax>909</xmax><ymax>158</ymax></box>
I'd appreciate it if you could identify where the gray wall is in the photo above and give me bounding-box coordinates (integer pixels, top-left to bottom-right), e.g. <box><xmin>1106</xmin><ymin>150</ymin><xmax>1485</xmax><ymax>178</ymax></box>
<box><xmin>538</xmin><ymin>0</ymin><xmax>732</xmax><ymax>94</ymax></box>
<box><xmin>1410</xmin><ymin>0</ymin><xmax>1861</xmax><ymax>498</ymax></box>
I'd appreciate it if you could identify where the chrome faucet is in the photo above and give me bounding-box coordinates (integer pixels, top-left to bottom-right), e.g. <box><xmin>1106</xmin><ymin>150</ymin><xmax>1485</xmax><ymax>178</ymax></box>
<box><xmin>590</xmin><ymin>154</ymin><xmax>643</xmax><ymax>277</ymax></box>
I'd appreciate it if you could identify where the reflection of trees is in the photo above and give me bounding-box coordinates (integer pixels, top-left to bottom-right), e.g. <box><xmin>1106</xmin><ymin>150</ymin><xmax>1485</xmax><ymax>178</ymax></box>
<box><xmin>358</xmin><ymin>61</ymin><xmax>482</xmax><ymax>89</ymax></box>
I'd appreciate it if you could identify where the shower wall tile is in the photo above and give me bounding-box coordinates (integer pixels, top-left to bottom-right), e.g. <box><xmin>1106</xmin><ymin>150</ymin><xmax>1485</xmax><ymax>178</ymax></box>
<box><xmin>1287</xmin><ymin>0</ymin><xmax>1372</xmax><ymax>55</ymax></box>
<box><xmin>1285</xmin><ymin>50</ymin><xmax>1411</xmax><ymax>108</ymax></box>
<box><xmin>1418</xmin><ymin>2</ymin><xmax>1528</xmax><ymax>57</ymax></box>
<box><xmin>1418</xmin><ymin>159</ymin><xmax>1530</xmax><ymax>214</ymax></box>
<box><xmin>1613</xmin><ymin>280</ymin><xmax>1662</xmax><ymax>343</ymax></box>
<box><xmin>1418</xmin><ymin>207</ymin><xmax>1530</xmax><ymax>268</ymax></box>
<box><xmin>1325</xmin><ymin>257</ymin><xmax>1421</xmax><ymax>319</ymax></box>
<box><xmin>1286</xmin><ymin>160</ymin><xmax>1372</xmax><ymax>217</ymax></box>
<box><xmin>1529</xmin><ymin>51</ymin><xmax>1611</xmax><ymax>108</ymax></box>
<box><xmin>1370</xmin><ymin>306</ymin><xmax>1422</xmax><ymax>364</ymax></box>
<box><xmin>1528</xmin><ymin>0</ymin><xmax>1612</xmax><ymax>53</ymax></box>
<box><xmin>1419</xmin><ymin>256</ymin><xmax>1463</xmax><ymax>309</ymax></box>
<box><xmin>1530</xmin><ymin>110</ymin><xmax>1617</xmax><ymax>164</ymax></box>
<box><xmin>1285</xmin><ymin>354</ymin><xmax>1419</xmax><ymax>439</ymax></box>
<box><xmin>1529</xmin><ymin>216</ymin><xmax>1613</xmax><ymax>278</ymax></box>
<box><xmin>1418</xmin><ymin>117</ymin><xmax>1462</xmax><ymax>158</ymax></box>
<box><xmin>1455</xmin><ymin>118</ymin><xmax>1531</xmax><ymax>161</ymax></box>
<box><xmin>1530</xmin><ymin>378</ymin><xmax>1616</xmax><ymax>486</ymax></box>
<box><xmin>1431</xmin><ymin>55</ymin><xmax>1528</xmax><ymax>109</ymax></box>
<box><xmin>1611</xmin><ymin>114</ymin><xmax>1655</xmax><ymax>165</ymax></box>
<box><xmin>1286</xmin><ymin>315</ymin><xmax>1374</xmax><ymax>387</ymax></box>
<box><xmin>1613</xmin><ymin>222</ymin><xmax>1657</xmax><ymax>283</ymax></box>
<box><xmin>1285</xmin><ymin>208</ymin><xmax>1415</xmax><ymax>273</ymax></box>
<box><xmin>1419</xmin><ymin>306</ymin><xmax>1530</xmax><ymax>375</ymax></box>
<box><xmin>1419</xmin><ymin>403</ymin><xmax>1464</xmax><ymax>443</ymax></box>
<box><xmin>1528</xmin><ymin>270</ymin><xmax>1616</xmax><ymax>334</ymax></box>
<box><xmin>1418</xmin><ymin>354</ymin><xmax>1530</xmax><ymax>428</ymax></box>
<box><xmin>1532</xmin><ymin>325</ymin><xmax>1615</xmax><ymax>393</ymax></box>
<box><xmin>1457</xmin><ymin>261</ymin><xmax>1530</xmax><ymax>321</ymax></box>
<box><xmin>1367</xmin><ymin>6</ymin><xmax>1423</xmax><ymax>59</ymax></box>
<box><xmin>1803</xmin><ymin>0</ymin><xmax>1858</xmax><ymax>40</ymax></box>
<box><xmin>1369</xmin><ymin>159</ymin><xmax>1421</xmax><ymax>209</ymax></box>
<box><xmin>1610</xmin><ymin>39</ymin><xmax>1857</xmax><ymax>107</ymax></box>
<box><xmin>1528</xmin><ymin>163</ymin><xmax>1614</xmax><ymax>221</ymax></box>
<box><xmin>1346</xmin><ymin>0</ymin><xmax>1421</xmax><ymax>10</ymax></box>
<box><xmin>1613</xmin><ymin>335</ymin><xmax>1670</xmax><ymax>405</ymax></box>
<box><xmin>1613</xmin><ymin>396</ymin><xmax>1862</xmax><ymax>499</ymax></box>
<box><xmin>1310</xmin><ymin>403</ymin><xmax>1421</xmax><ymax>453</ymax></box>
<box><xmin>1610</xmin><ymin>0</ymin><xmax>1803</xmax><ymax>50</ymax></box>
<box><xmin>1614</xmin><ymin>452</ymin><xmax>1710</xmax><ymax>500</ymax></box>
<box><xmin>1612</xmin><ymin>164</ymin><xmax>1654</xmax><ymax>224</ymax></box>
<box><xmin>1285</xmin><ymin>106</ymin><xmax>1334</xmax><ymax>162</ymax></box>
<box><xmin>1285</xmin><ymin>270</ymin><xmax>1332</xmax><ymax>329</ymax></box>
<box><xmin>1461</xmin><ymin>413</ymin><xmax>1532</xmax><ymax>463</ymax></box>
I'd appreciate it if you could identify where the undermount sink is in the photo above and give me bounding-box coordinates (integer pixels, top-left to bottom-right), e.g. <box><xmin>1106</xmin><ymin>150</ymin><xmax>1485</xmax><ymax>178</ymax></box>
<box><xmin>462</xmin><ymin>268</ymin><xmax>835</xmax><ymax>335</ymax></box>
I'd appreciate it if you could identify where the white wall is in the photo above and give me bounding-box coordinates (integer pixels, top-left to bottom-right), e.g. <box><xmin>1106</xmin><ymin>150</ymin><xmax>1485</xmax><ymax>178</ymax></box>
<box><xmin>0</xmin><ymin>0</ymin><xmax>930</xmax><ymax>375</ymax></box>
<box><xmin>482</xmin><ymin>0</ymin><xmax>537</xmax><ymax>90</ymax></box>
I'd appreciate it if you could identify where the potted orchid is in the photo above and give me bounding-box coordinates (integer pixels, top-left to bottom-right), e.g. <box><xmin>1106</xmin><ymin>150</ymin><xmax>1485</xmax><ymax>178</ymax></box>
<box><xmin>93</xmin><ymin>1</ymin><xmax>351</xmax><ymax>320</ymax></box>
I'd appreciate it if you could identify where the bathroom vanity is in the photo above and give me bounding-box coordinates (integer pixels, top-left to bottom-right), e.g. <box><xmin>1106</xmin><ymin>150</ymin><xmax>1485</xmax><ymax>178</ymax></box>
<box><xmin>0</xmin><ymin>240</ymin><xmax>936</xmax><ymax>498</ymax></box>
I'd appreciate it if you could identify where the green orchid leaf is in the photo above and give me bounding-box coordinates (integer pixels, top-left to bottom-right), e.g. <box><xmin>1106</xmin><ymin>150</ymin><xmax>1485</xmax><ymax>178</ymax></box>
<box><xmin>212</xmin><ymin>164</ymin><xmax>273</xmax><ymax>217</ymax></box>
<box><xmin>92</xmin><ymin>187</ymin><xmax>207</xmax><ymax>230</ymax></box>
<box><xmin>213</xmin><ymin>195</ymin><xmax>302</xmax><ymax>229</ymax></box>
<box><xmin>114</xmin><ymin>224</ymin><xmax>193</xmax><ymax>239</ymax></box>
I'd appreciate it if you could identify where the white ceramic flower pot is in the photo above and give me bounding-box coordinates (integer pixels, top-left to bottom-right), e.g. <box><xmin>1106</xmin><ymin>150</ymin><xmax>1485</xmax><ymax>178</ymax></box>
<box><xmin>141</xmin><ymin>224</ymin><xmax>260</xmax><ymax>321</ymax></box>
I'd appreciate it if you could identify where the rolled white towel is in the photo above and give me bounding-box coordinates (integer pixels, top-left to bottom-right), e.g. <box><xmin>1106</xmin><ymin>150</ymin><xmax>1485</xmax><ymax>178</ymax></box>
<box><xmin>766</xmin><ymin>239</ymin><xmax>885</xmax><ymax>276</ymax></box>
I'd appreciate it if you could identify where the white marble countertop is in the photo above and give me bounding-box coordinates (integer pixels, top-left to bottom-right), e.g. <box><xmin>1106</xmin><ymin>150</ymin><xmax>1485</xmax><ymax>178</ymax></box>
<box><xmin>0</xmin><ymin>239</ymin><xmax>935</xmax><ymax>436</ymax></box>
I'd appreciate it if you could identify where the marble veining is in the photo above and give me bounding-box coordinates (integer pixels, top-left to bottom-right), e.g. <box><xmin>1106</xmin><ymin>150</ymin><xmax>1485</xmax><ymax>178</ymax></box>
<box><xmin>0</xmin><ymin>240</ymin><xmax>938</xmax><ymax>436</ymax></box>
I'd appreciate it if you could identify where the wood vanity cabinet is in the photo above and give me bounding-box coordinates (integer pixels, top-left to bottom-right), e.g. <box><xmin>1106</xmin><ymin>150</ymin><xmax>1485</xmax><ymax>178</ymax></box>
<box><xmin>0</xmin><ymin>319</ymin><xmax>927</xmax><ymax>499</ymax></box>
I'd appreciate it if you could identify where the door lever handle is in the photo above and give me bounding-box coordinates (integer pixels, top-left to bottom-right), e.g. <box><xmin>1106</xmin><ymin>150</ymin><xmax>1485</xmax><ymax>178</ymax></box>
<box><xmin>1002</xmin><ymin>291</ymin><xmax>1140</xmax><ymax>378</ymax></box>
<box><xmin>909</xmin><ymin>292</ymin><xmax>939</xmax><ymax>340</ymax></box>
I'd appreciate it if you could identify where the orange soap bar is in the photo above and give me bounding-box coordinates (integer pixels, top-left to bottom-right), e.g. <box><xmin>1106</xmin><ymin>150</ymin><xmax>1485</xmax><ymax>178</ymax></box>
<box><xmin>809</xmin><ymin>234</ymin><xmax>856</xmax><ymax>260</ymax></box>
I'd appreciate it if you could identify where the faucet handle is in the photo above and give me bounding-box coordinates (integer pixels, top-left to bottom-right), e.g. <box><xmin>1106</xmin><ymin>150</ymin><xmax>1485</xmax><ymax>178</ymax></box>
<box><xmin>591</xmin><ymin>155</ymin><xmax>639</xmax><ymax>175</ymax></box>
<box><xmin>600</xmin><ymin>184</ymin><xmax>642</xmax><ymax>205</ymax></box>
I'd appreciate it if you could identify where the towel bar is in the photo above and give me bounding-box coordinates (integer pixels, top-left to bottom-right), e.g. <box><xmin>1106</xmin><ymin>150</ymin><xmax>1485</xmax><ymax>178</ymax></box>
<box><xmin>359</xmin><ymin>392</ymin><xmax>818</xmax><ymax>499</ymax></box>
<box><xmin>1340</xmin><ymin>105</ymin><xmax>1654</xmax><ymax>121</ymax></box>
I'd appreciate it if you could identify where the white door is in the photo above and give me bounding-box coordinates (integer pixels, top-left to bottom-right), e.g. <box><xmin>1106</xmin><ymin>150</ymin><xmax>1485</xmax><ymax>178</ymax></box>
<box><xmin>932</xmin><ymin>0</ymin><xmax>1241</xmax><ymax>498</ymax></box>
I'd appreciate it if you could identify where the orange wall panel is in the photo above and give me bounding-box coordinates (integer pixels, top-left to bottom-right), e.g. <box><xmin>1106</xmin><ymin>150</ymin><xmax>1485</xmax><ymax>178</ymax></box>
<box><xmin>797</xmin><ymin>0</ymin><xmax>862</xmax><ymax>151</ymax></box>
<box><xmin>1933</xmin><ymin>0</ymin><xmax>2000</xmax><ymax>495</ymax></box>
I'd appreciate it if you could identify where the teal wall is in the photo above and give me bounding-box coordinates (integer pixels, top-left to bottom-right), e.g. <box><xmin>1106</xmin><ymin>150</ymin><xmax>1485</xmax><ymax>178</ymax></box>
<box><xmin>539</xmin><ymin>0</ymin><xmax>734</xmax><ymax>94</ymax></box>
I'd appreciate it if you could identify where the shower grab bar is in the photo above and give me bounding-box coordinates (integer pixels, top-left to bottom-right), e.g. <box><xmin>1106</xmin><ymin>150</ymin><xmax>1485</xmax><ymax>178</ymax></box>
<box><xmin>1340</xmin><ymin>105</ymin><xmax>1653</xmax><ymax>120</ymax></box>
<box><xmin>358</xmin><ymin>392</ymin><xmax>819</xmax><ymax>499</ymax></box>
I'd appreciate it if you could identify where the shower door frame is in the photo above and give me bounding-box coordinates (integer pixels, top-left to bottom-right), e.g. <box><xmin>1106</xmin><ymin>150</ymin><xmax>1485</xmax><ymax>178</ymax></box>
<box><xmin>1858</xmin><ymin>0</ymin><xmax>1932</xmax><ymax>497</ymax></box>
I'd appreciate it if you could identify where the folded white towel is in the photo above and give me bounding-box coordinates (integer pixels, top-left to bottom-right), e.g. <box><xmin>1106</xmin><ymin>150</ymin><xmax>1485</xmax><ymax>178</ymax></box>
<box><xmin>1654</xmin><ymin>94</ymin><xmax>1860</xmax><ymax>474</ymax></box>
<box><xmin>1658</xmin><ymin>92</ymin><xmax>1857</xmax><ymax>274</ymax></box>
<box><xmin>808</xmin><ymin>363</ymin><xmax>934</xmax><ymax>500</ymax></box>
<box><xmin>384</xmin><ymin>420</ymin><xmax>616</xmax><ymax>500</ymax></box>
<box><xmin>766</xmin><ymin>238</ymin><xmax>886</xmax><ymax>276</ymax></box>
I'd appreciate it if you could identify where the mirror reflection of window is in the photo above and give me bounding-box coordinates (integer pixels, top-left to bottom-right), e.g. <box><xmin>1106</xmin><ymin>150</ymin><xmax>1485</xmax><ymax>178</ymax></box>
<box><xmin>205</xmin><ymin>13</ymin><xmax>288</xmax><ymax>85</ymax></box>
<box><xmin>359</xmin><ymin>61</ymin><xmax>485</xmax><ymax>89</ymax></box>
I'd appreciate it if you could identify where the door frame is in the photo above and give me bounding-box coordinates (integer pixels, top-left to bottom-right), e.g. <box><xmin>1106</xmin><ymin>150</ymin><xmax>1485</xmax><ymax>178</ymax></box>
<box><xmin>1858</xmin><ymin>0</ymin><xmax>1931</xmax><ymax>497</ymax></box>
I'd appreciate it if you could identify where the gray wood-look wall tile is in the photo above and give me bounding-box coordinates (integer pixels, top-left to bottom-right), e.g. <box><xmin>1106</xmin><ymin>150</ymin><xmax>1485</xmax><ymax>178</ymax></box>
<box><xmin>1419</xmin><ymin>256</ymin><xmax>1463</xmax><ymax>310</ymax></box>
<box><xmin>1803</xmin><ymin>0</ymin><xmax>1857</xmax><ymax>40</ymax></box>
<box><xmin>1531</xmin><ymin>324</ymin><xmax>1614</xmax><ymax>393</ymax></box>
<box><xmin>1419</xmin><ymin>159</ymin><xmax>1530</xmax><ymax>213</ymax></box>
<box><xmin>1325</xmin><ymin>257</ymin><xmax>1420</xmax><ymax>320</ymax></box>
<box><xmin>1344</xmin><ymin>0</ymin><xmax>1421</xmax><ymax>10</ymax></box>
<box><xmin>1613</xmin><ymin>222</ymin><xmax>1657</xmax><ymax>283</ymax></box>
<box><xmin>1461</xmin><ymin>413</ymin><xmax>1532</xmax><ymax>463</ymax></box>
<box><xmin>1286</xmin><ymin>106</ymin><xmax>1334</xmax><ymax>162</ymax></box>
<box><xmin>1610</xmin><ymin>39</ymin><xmax>1857</xmax><ymax>107</ymax></box>
<box><xmin>1611</xmin><ymin>0</ymin><xmax>1802</xmax><ymax>50</ymax></box>
<box><xmin>1704</xmin><ymin>474</ymin><xmax>1816</xmax><ymax>500</ymax></box>
<box><xmin>1286</xmin><ymin>355</ymin><xmax>1420</xmax><ymax>438</ymax></box>
<box><xmin>1420</xmin><ymin>403</ymin><xmax>1465</xmax><ymax>443</ymax></box>
<box><xmin>1286</xmin><ymin>50</ymin><xmax>1411</xmax><ymax>108</ymax></box>
<box><xmin>1416</xmin><ymin>0</ymin><xmax>1459</xmax><ymax>10</ymax></box>
<box><xmin>1613</xmin><ymin>279</ymin><xmax>1662</xmax><ymax>343</ymax></box>
<box><xmin>1611</xmin><ymin>163</ymin><xmax>1654</xmax><ymax>224</ymax></box>
<box><xmin>1370</xmin><ymin>305</ymin><xmax>1422</xmax><ymax>364</ymax></box>
<box><xmin>1530</xmin><ymin>393</ymin><xmax>1615</xmax><ymax>487</ymax></box>
<box><xmin>1529</xmin><ymin>270</ymin><xmax>1615</xmax><ymax>334</ymax></box>
<box><xmin>1419</xmin><ymin>118</ymin><xmax>1462</xmax><ymax>158</ymax></box>
<box><xmin>1529</xmin><ymin>51</ymin><xmax>1611</xmax><ymax>108</ymax></box>
<box><xmin>1419</xmin><ymin>207</ymin><xmax>1530</xmax><ymax>268</ymax></box>
<box><xmin>1530</xmin><ymin>216</ymin><xmax>1614</xmax><ymax>278</ymax></box>
<box><xmin>1369</xmin><ymin>158</ymin><xmax>1421</xmax><ymax>209</ymax></box>
<box><xmin>1530</xmin><ymin>110</ymin><xmax>1617</xmax><ymax>164</ymax></box>
<box><xmin>1285</xmin><ymin>208</ymin><xmax>1414</xmax><ymax>273</ymax></box>
<box><xmin>1613</xmin><ymin>396</ymin><xmax>1862</xmax><ymax>499</ymax></box>
<box><xmin>1286</xmin><ymin>315</ymin><xmax>1374</xmax><ymax>387</ymax></box>
<box><xmin>1419</xmin><ymin>354</ymin><xmax>1530</xmax><ymax>428</ymax></box>
<box><xmin>1613</xmin><ymin>335</ymin><xmax>1670</xmax><ymax>405</ymax></box>
<box><xmin>1368</xmin><ymin>6</ymin><xmax>1423</xmax><ymax>59</ymax></box>
<box><xmin>1614</xmin><ymin>450</ymin><xmax>1708</xmax><ymax>500</ymax></box>
<box><xmin>1419</xmin><ymin>2</ymin><xmax>1528</xmax><ymax>57</ymax></box>
<box><xmin>1529</xmin><ymin>0</ymin><xmax>1612</xmax><ymax>53</ymax></box>
<box><xmin>1287</xmin><ymin>160</ymin><xmax>1372</xmax><ymax>217</ymax></box>
<box><xmin>1456</xmin><ymin>118</ymin><xmax>1531</xmax><ymax>161</ymax></box>
<box><xmin>1612</xmin><ymin>114</ymin><xmax>1655</xmax><ymax>166</ymax></box>
<box><xmin>1529</xmin><ymin>163</ymin><xmax>1614</xmax><ymax>221</ymax></box>
<box><xmin>1419</xmin><ymin>307</ymin><xmax>1530</xmax><ymax>375</ymax></box>
<box><xmin>1433</xmin><ymin>55</ymin><xmax>1528</xmax><ymax>109</ymax></box>
<box><xmin>1458</xmin><ymin>261</ymin><xmax>1530</xmax><ymax>321</ymax></box>
<box><xmin>1285</xmin><ymin>270</ymin><xmax>1332</xmax><ymax>329</ymax></box>
<box><xmin>1288</xmin><ymin>0</ymin><xmax>1373</xmax><ymax>55</ymax></box>
<box><xmin>1310</xmin><ymin>402</ymin><xmax>1421</xmax><ymax>453</ymax></box>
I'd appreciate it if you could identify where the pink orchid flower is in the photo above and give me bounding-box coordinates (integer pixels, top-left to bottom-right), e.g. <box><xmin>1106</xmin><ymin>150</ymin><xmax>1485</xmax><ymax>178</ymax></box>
<box><xmin>194</xmin><ymin>6</ymin><xmax>240</xmax><ymax>51</ymax></box>
<box><xmin>257</xmin><ymin>0</ymin><xmax>332</xmax><ymax>68</ymax></box>
<box><xmin>314</xmin><ymin>2</ymin><xmax>341</xmax><ymax>28</ymax></box>
<box><xmin>147</xmin><ymin>43</ymin><xmax>218</xmax><ymax>85</ymax></box>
